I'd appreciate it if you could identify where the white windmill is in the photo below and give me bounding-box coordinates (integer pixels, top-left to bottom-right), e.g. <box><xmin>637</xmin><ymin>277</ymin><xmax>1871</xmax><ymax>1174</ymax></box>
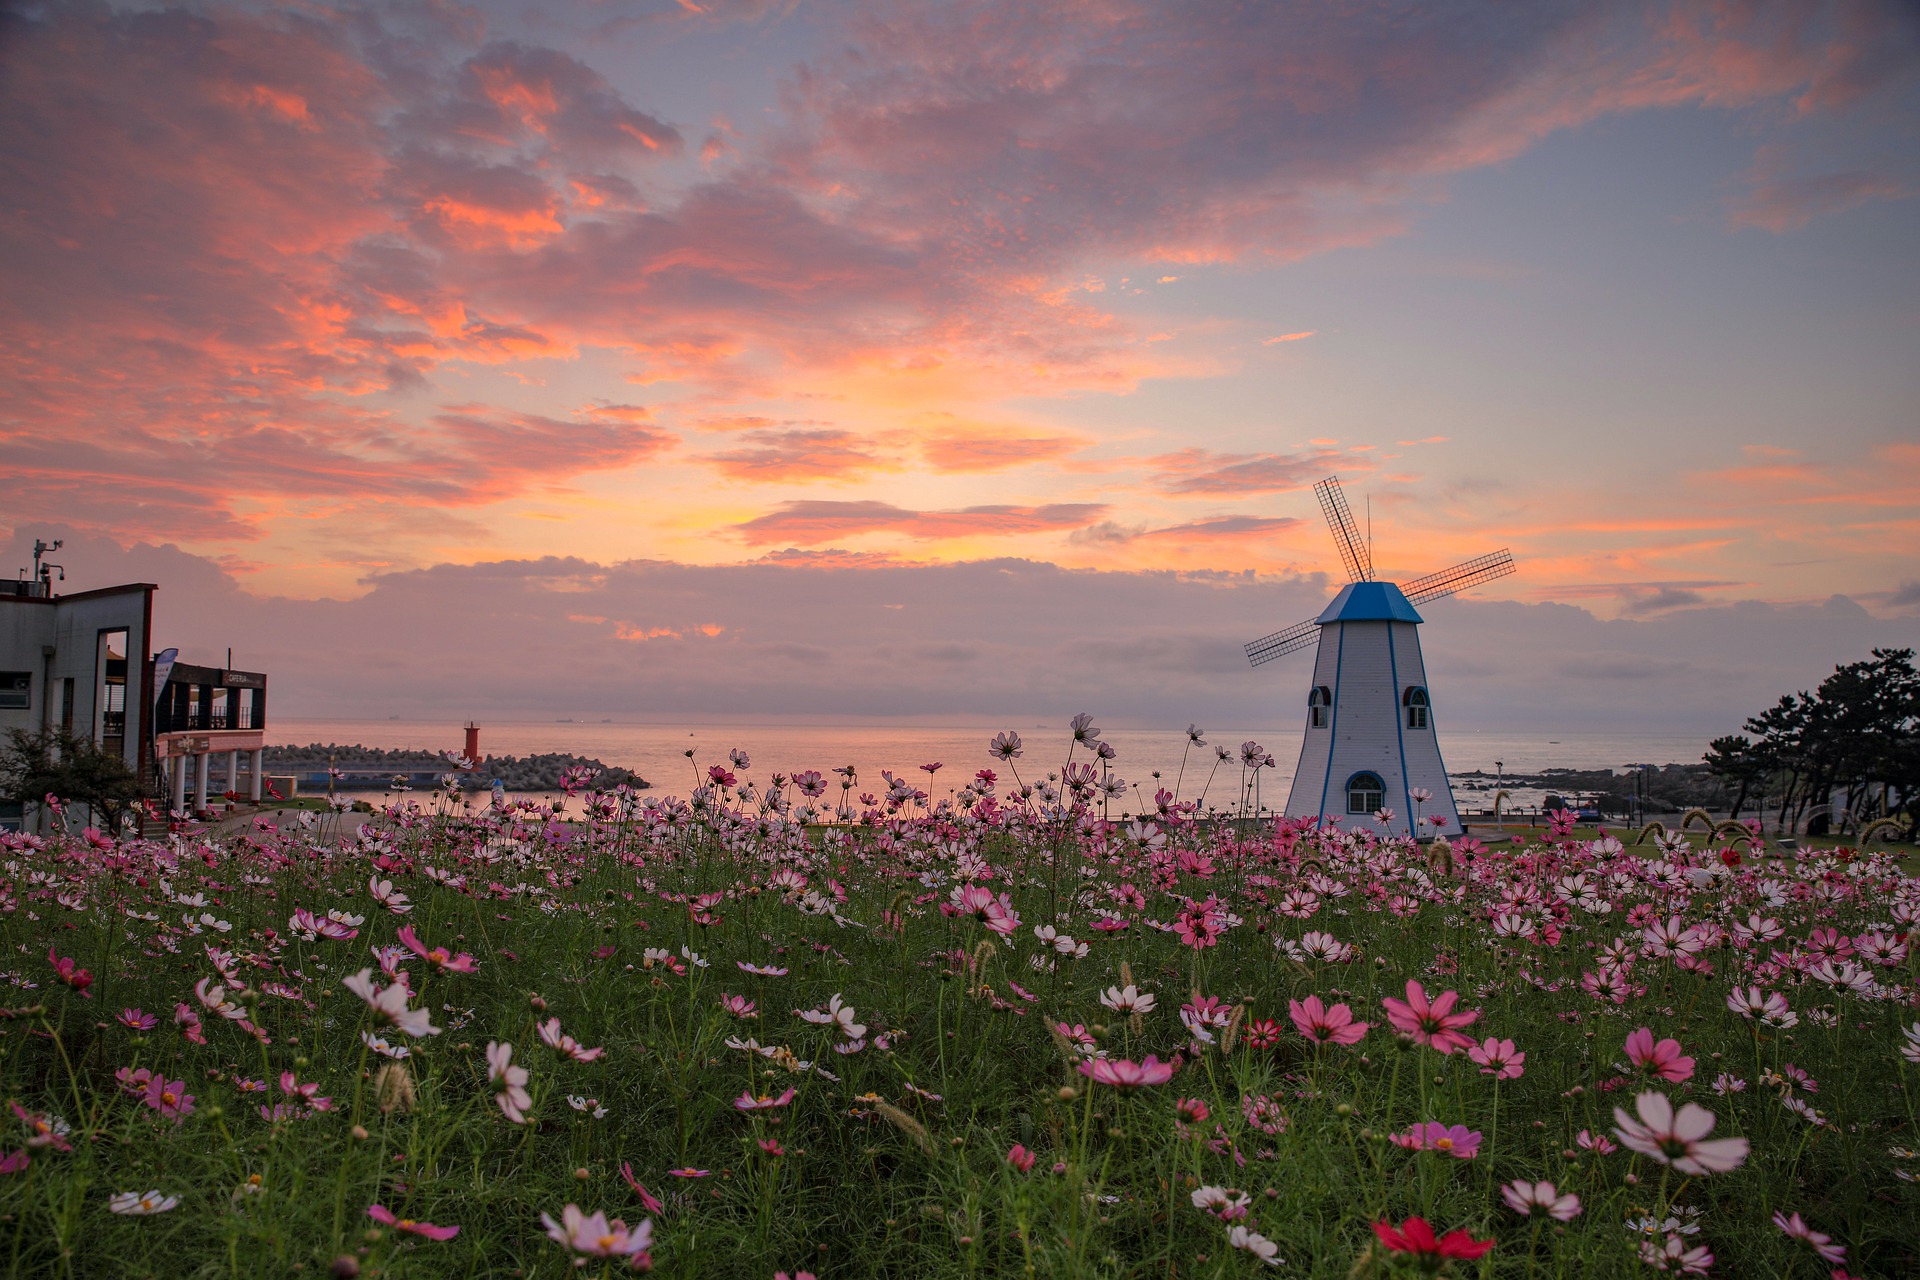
<box><xmin>1245</xmin><ymin>477</ymin><xmax>1515</xmax><ymax>840</ymax></box>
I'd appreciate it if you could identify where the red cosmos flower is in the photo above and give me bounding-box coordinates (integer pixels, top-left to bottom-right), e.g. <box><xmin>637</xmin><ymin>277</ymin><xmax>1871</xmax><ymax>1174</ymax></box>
<box><xmin>1371</xmin><ymin>1216</ymin><xmax>1495</xmax><ymax>1262</ymax></box>
<box><xmin>1004</xmin><ymin>1143</ymin><xmax>1036</xmax><ymax>1172</ymax></box>
<box><xmin>1381</xmin><ymin>981</ymin><xmax>1479</xmax><ymax>1054</ymax></box>
<box><xmin>46</xmin><ymin>949</ymin><xmax>91</xmax><ymax>997</ymax></box>
<box><xmin>1242</xmin><ymin>1018</ymin><xmax>1282</xmax><ymax>1050</ymax></box>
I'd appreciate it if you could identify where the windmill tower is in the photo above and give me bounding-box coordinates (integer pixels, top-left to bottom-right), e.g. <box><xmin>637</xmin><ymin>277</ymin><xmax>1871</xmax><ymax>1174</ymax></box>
<box><xmin>1245</xmin><ymin>477</ymin><xmax>1515</xmax><ymax>840</ymax></box>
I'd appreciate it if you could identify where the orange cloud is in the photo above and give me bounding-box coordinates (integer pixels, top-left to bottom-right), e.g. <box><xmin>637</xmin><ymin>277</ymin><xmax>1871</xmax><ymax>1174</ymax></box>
<box><xmin>1262</xmin><ymin>331</ymin><xmax>1316</xmax><ymax>344</ymax></box>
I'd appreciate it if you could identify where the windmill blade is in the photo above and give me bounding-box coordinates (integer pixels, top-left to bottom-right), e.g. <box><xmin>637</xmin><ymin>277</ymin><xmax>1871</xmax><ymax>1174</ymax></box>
<box><xmin>1245</xmin><ymin>617</ymin><xmax>1321</xmax><ymax>668</ymax></box>
<box><xmin>1402</xmin><ymin>549</ymin><xmax>1516</xmax><ymax>606</ymax></box>
<box><xmin>1313</xmin><ymin>476</ymin><xmax>1373</xmax><ymax>582</ymax></box>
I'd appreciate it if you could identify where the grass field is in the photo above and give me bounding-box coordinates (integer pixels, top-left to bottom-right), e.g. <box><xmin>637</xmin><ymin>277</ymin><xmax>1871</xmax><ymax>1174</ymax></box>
<box><xmin>2</xmin><ymin>748</ymin><xmax>1916</xmax><ymax>1278</ymax></box>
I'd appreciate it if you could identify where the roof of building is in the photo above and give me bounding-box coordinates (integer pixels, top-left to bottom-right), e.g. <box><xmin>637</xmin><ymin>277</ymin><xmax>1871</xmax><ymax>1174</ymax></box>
<box><xmin>1316</xmin><ymin>580</ymin><xmax>1424</xmax><ymax>624</ymax></box>
<box><xmin>0</xmin><ymin>582</ymin><xmax>156</xmax><ymax>607</ymax></box>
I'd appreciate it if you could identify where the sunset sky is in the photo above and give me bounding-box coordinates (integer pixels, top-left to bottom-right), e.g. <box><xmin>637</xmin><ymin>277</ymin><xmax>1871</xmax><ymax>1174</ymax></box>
<box><xmin>4</xmin><ymin>1</ymin><xmax>1919</xmax><ymax>730</ymax></box>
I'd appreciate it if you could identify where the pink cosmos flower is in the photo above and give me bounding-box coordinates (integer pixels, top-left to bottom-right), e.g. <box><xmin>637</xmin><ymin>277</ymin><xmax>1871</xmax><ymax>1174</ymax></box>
<box><xmin>1192</xmin><ymin>1185</ymin><xmax>1254</xmax><ymax>1221</ymax></box>
<box><xmin>1772</xmin><ymin>1211</ymin><xmax>1846</xmax><ymax>1265</ymax></box>
<box><xmin>541</xmin><ymin>1204</ymin><xmax>653</xmax><ymax>1269</ymax></box>
<box><xmin>1576</xmin><ymin>1128</ymin><xmax>1618</xmax><ymax>1155</ymax></box>
<box><xmin>1075</xmin><ymin>1055</ymin><xmax>1175</xmax><ymax>1091</ymax></box>
<box><xmin>1501</xmin><ymin>1180</ymin><xmax>1581</xmax><ymax>1220</ymax></box>
<box><xmin>1381</xmin><ymin>981</ymin><xmax>1480</xmax><ymax>1054</ymax></box>
<box><xmin>537</xmin><ymin>1017</ymin><xmax>606</xmax><ymax>1062</ymax></box>
<box><xmin>277</xmin><ymin>1071</ymin><xmax>332</xmax><ymax>1111</ymax></box>
<box><xmin>487</xmin><ymin>1039</ymin><xmax>532</xmax><ymax>1103</ymax></box>
<box><xmin>619</xmin><ymin>1163</ymin><xmax>665</xmax><ymax>1214</ymax></box>
<box><xmin>667</xmin><ymin>1167</ymin><xmax>709</xmax><ymax>1178</ymax></box>
<box><xmin>733</xmin><ymin>1088</ymin><xmax>796</xmax><ymax>1112</ymax></box>
<box><xmin>116</xmin><ymin>1008</ymin><xmax>157</xmax><ymax>1031</ymax></box>
<box><xmin>1624</xmin><ymin>1027</ymin><xmax>1694</xmax><ymax>1083</ymax></box>
<box><xmin>717</xmin><ymin>994</ymin><xmax>758</xmax><ymax>1019</ymax></box>
<box><xmin>736</xmin><ymin>961</ymin><xmax>788</xmax><ymax>976</ymax></box>
<box><xmin>11</xmin><ymin>1103</ymin><xmax>71</xmax><ymax>1152</ymax></box>
<box><xmin>396</xmin><ymin>924</ymin><xmax>479</xmax><ymax>974</ymax></box>
<box><xmin>368</xmin><ymin>1204</ymin><xmax>460</xmax><ymax>1241</ymax></box>
<box><xmin>1388</xmin><ymin>1122</ymin><xmax>1481</xmax><ymax>1159</ymax></box>
<box><xmin>1611</xmin><ymin>1091</ymin><xmax>1748</xmax><ymax>1174</ymax></box>
<box><xmin>142</xmin><ymin>1076</ymin><xmax>195</xmax><ymax>1124</ymax></box>
<box><xmin>1640</xmin><ymin>1234</ymin><xmax>1713</xmax><ymax>1274</ymax></box>
<box><xmin>1289</xmin><ymin>995</ymin><xmax>1368</xmax><ymax>1046</ymax></box>
<box><xmin>0</xmin><ymin>1150</ymin><xmax>26</xmax><ymax>1175</ymax></box>
<box><xmin>1467</xmin><ymin>1037</ymin><xmax>1525</xmax><ymax>1079</ymax></box>
<box><xmin>1005</xmin><ymin>1143</ymin><xmax>1036</xmax><ymax>1172</ymax></box>
<box><xmin>1240</xmin><ymin>1094</ymin><xmax>1290</xmax><ymax>1136</ymax></box>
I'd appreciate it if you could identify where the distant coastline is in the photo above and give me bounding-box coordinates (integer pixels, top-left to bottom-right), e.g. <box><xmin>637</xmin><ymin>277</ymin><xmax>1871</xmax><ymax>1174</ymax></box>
<box><xmin>263</xmin><ymin>743</ymin><xmax>650</xmax><ymax>791</ymax></box>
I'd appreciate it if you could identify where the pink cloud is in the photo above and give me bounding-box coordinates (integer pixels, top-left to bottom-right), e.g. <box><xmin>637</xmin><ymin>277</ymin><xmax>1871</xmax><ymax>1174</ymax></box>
<box><xmin>705</xmin><ymin>428</ymin><xmax>889</xmax><ymax>480</ymax></box>
<box><xmin>734</xmin><ymin>500</ymin><xmax>1107</xmax><ymax>545</ymax></box>
<box><xmin>919</xmin><ymin>428</ymin><xmax>1086</xmax><ymax>473</ymax></box>
<box><xmin>1151</xmin><ymin>448</ymin><xmax>1373</xmax><ymax>497</ymax></box>
<box><xmin>1729</xmin><ymin>146</ymin><xmax>1908</xmax><ymax>231</ymax></box>
<box><xmin>2</xmin><ymin>0</ymin><xmax>1912</xmax><ymax>566</ymax></box>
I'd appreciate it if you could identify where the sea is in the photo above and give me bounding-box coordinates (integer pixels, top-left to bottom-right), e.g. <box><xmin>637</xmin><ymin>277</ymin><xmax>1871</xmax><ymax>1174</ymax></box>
<box><xmin>266</xmin><ymin>718</ymin><xmax>1710</xmax><ymax>816</ymax></box>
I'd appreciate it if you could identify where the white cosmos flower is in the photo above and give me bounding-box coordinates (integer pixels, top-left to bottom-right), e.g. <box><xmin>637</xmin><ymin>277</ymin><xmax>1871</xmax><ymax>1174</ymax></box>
<box><xmin>109</xmin><ymin>1190</ymin><xmax>179</xmax><ymax>1215</ymax></box>
<box><xmin>796</xmin><ymin>993</ymin><xmax>866</xmax><ymax>1040</ymax></box>
<box><xmin>1226</xmin><ymin>1225</ymin><xmax>1282</xmax><ymax>1266</ymax></box>
<box><xmin>1099</xmin><ymin>984</ymin><xmax>1156</xmax><ymax>1015</ymax></box>
<box><xmin>342</xmin><ymin>968</ymin><xmax>440</xmax><ymax>1038</ymax></box>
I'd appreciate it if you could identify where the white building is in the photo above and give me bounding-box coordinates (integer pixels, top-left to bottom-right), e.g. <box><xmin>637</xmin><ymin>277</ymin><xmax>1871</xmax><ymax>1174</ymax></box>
<box><xmin>1</xmin><ymin>571</ymin><xmax>268</xmax><ymax>830</ymax></box>
<box><xmin>1282</xmin><ymin>581</ymin><xmax>1464</xmax><ymax>840</ymax></box>
<box><xmin>1</xmin><ymin>578</ymin><xmax>155</xmax><ymax>830</ymax></box>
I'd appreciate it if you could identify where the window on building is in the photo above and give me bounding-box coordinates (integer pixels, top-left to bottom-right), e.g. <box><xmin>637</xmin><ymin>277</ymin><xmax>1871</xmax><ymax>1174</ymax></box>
<box><xmin>1307</xmin><ymin>685</ymin><xmax>1332</xmax><ymax>728</ymax></box>
<box><xmin>1347</xmin><ymin>771</ymin><xmax>1385</xmax><ymax>814</ymax></box>
<box><xmin>0</xmin><ymin>672</ymin><xmax>28</xmax><ymax>710</ymax></box>
<box><xmin>1403</xmin><ymin>685</ymin><xmax>1430</xmax><ymax>730</ymax></box>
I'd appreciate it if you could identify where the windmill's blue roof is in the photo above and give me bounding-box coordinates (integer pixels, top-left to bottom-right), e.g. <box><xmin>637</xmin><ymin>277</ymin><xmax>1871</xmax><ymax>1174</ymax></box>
<box><xmin>1317</xmin><ymin>581</ymin><xmax>1424</xmax><ymax>624</ymax></box>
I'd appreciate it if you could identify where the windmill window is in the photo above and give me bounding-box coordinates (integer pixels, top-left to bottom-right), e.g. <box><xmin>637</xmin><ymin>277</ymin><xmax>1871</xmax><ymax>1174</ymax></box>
<box><xmin>1346</xmin><ymin>771</ymin><xmax>1385</xmax><ymax>815</ymax></box>
<box><xmin>1307</xmin><ymin>685</ymin><xmax>1331</xmax><ymax>728</ymax></box>
<box><xmin>1403</xmin><ymin>686</ymin><xmax>1430</xmax><ymax>730</ymax></box>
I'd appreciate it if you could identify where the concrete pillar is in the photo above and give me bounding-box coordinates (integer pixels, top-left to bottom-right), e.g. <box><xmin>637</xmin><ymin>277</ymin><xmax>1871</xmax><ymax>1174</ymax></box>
<box><xmin>249</xmin><ymin>749</ymin><xmax>263</xmax><ymax>802</ymax></box>
<box><xmin>193</xmin><ymin>752</ymin><xmax>209</xmax><ymax>812</ymax></box>
<box><xmin>226</xmin><ymin>750</ymin><xmax>240</xmax><ymax>799</ymax></box>
<box><xmin>170</xmin><ymin>755</ymin><xmax>187</xmax><ymax>812</ymax></box>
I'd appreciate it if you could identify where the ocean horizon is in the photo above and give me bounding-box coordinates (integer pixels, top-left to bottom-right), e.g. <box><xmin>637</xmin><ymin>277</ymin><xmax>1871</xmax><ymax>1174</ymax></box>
<box><xmin>266</xmin><ymin>717</ymin><xmax>1713</xmax><ymax>812</ymax></box>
